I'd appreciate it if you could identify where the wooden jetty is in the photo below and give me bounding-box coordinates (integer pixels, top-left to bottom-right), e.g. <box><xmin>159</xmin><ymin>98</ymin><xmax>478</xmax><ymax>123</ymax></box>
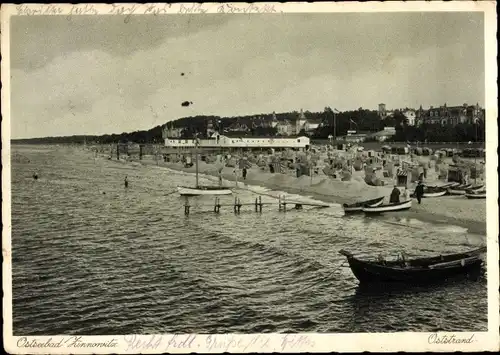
<box><xmin>183</xmin><ymin>195</ymin><xmax>330</xmax><ymax>215</ymax></box>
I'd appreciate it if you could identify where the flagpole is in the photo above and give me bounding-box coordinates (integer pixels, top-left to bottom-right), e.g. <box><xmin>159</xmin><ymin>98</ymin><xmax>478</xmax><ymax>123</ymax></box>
<box><xmin>474</xmin><ymin>121</ymin><xmax>477</xmax><ymax>185</ymax></box>
<box><xmin>333</xmin><ymin>110</ymin><xmax>336</xmax><ymax>142</ymax></box>
<box><xmin>195</xmin><ymin>133</ymin><xmax>199</xmax><ymax>188</ymax></box>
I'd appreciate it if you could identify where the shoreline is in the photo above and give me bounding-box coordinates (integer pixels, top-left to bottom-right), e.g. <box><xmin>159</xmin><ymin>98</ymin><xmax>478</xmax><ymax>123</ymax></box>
<box><xmin>134</xmin><ymin>158</ymin><xmax>486</xmax><ymax>236</ymax></box>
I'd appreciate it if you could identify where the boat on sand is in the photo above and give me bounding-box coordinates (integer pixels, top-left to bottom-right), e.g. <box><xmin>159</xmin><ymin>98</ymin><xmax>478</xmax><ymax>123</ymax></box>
<box><xmin>448</xmin><ymin>184</ymin><xmax>473</xmax><ymax>195</ymax></box>
<box><xmin>362</xmin><ymin>199</ymin><xmax>412</xmax><ymax>214</ymax></box>
<box><xmin>426</xmin><ymin>182</ymin><xmax>460</xmax><ymax>190</ymax></box>
<box><xmin>338</xmin><ymin>246</ymin><xmax>486</xmax><ymax>285</ymax></box>
<box><xmin>342</xmin><ymin>196</ymin><xmax>384</xmax><ymax>213</ymax></box>
<box><xmin>465</xmin><ymin>184</ymin><xmax>485</xmax><ymax>193</ymax></box>
<box><xmin>422</xmin><ymin>187</ymin><xmax>447</xmax><ymax>198</ymax></box>
<box><xmin>465</xmin><ymin>191</ymin><xmax>486</xmax><ymax>199</ymax></box>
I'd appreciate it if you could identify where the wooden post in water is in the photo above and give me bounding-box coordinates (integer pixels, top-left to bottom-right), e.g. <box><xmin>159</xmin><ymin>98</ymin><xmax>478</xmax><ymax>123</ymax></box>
<box><xmin>184</xmin><ymin>197</ymin><xmax>190</xmax><ymax>216</ymax></box>
<box><xmin>255</xmin><ymin>197</ymin><xmax>258</xmax><ymax>212</ymax></box>
<box><xmin>259</xmin><ymin>196</ymin><xmax>263</xmax><ymax>213</ymax></box>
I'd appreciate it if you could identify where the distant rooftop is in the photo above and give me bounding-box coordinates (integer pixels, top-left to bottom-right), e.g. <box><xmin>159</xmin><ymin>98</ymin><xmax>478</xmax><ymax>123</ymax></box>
<box><xmin>370</xmin><ymin>130</ymin><xmax>397</xmax><ymax>137</ymax></box>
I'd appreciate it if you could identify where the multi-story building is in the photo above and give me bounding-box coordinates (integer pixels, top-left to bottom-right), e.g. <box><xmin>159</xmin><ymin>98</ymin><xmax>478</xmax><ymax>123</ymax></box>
<box><xmin>271</xmin><ymin>112</ymin><xmax>279</xmax><ymax>128</ymax></box>
<box><xmin>416</xmin><ymin>103</ymin><xmax>483</xmax><ymax>126</ymax></box>
<box><xmin>162</xmin><ymin>124</ymin><xmax>183</xmax><ymax>138</ymax></box>
<box><xmin>294</xmin><ymin>108</ymin><xmax>323</xmax><ymax>134</ymax></box>
<box><xmin>276</xmin><ymin>120</ymin><xmax>293</xmax><ymax>136</ymax></box>
<box><xmin>294</xmin><ymin>109</ymin><xmax>307</xmax><ymax>134</ymax></box>
<box><xmin>227</xmin><ymin>120</ymin><xmax>249</xmax><ymax>132</ymax></box>
<box><xmin>403</xmin><ymin>109</ymin><xmax>416</xmax><ymax>126</ymax></box>
<box><xmin>378</xmin><ymin>103</ymin><xmax>394</xmax><ymax>119</ymax></box>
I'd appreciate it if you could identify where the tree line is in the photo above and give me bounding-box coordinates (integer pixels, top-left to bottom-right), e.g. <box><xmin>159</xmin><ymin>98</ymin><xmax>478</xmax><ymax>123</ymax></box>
<box><xmin>12</xmin><ymin>108</ymin><xmax>485</xmax><ymax>144</ymax></box>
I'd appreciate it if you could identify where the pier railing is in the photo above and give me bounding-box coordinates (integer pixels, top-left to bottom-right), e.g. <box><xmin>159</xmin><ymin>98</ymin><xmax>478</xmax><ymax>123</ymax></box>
<box><xmin>183</xmin><ymin>195</ymin><xmax>329</xmax><ymax>216</ymax></box>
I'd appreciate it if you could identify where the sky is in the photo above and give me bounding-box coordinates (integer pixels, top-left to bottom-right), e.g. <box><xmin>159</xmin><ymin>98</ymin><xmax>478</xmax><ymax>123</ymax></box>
<box><xmin>10</xmin><ymin>12</ymin><xmax>485</xmax><ymax>138</ymax></box>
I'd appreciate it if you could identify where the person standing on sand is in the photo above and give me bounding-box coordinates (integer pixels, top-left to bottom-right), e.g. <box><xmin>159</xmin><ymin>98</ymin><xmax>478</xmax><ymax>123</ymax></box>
<box><xmin>389</xmin><ymin>185</ymin><xmax>401</xmax><ymax>204</ymax></box>
<box><xmin>124</xmin><ymin>176</ymin><xmax>129</xmax><ymax>188</ymax></box>
<box><xmin>242</xmin><ymin>167</ymin><xmax>247</xmax><ymax>180</ymax></box>
<box><xmin>414</xmin><ymin>181</ymin><xmax>425</xmax><ymax>204</ymax></box>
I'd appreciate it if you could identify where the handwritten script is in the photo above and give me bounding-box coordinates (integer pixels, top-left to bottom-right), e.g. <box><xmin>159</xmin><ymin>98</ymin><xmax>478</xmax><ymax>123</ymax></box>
<box><xmin>123</xmin><ymin>334</ymin><xmax>315</xmax><ymax>352</ymax></box>
<box><xmin>14</xmin><ymin>3</ymin><xmax>278</xmax><ymax>23</ymax></box>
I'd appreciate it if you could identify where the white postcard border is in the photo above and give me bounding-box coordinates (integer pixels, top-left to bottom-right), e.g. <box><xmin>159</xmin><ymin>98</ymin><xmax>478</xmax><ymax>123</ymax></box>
<box><xmin>1</xmin><ymin>2</ymin><xmax>498</xmax><ymax>353</ymax></box>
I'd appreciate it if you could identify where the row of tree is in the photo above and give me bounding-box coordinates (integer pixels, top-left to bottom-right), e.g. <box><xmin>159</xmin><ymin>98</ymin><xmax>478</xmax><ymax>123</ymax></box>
<box><xmin>389</xmin><ymin>122</ymin><xmax>485</xmax><ymax>143</ymax></box>
<box><xmin>12</xmin><ymin>108</ymin><xmax>485</xmax><ymax>144</ymax></box>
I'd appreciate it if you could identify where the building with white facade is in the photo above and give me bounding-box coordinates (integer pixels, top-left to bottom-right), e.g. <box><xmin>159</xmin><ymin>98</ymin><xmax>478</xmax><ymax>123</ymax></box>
<box><xmin>370</xmin><ymin>127</ymin><xmax>397</xmax><ymax>142</ymax></box>
<box><xmin>403</xmin><ymin>109</ymin><xmax>416</xmax><ymax>126</ymax></box>
<box><xmin>276</xmin><ymin>120</ymin><xmax>294</xmax><ymax>136</ymax></box>
<box><xmin>295</xmin><ymin>109</ymin><xmax>307</xmax><ymax>134</ymax></box>
<box><xmin>162</xmin><ymin>125</ymin><xmax>183</xmax><ymax>138</ymax></box>
<box><xmin>164</xmin><ymin>134</ymin><xmax>310</xmax><ymax>150</ymax></box>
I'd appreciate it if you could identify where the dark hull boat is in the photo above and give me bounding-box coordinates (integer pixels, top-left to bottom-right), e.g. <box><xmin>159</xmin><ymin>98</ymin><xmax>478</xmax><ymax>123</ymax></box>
<box><xmin>339</xmin><ymin>247</ymin><xmax>486</xmax><ymax>285</ymax></box>
<box><xmin>448</xmin><ymin>184</ymin><xmax>473</xmax><ymax>195</ymax></box>
<box><xmin>465</xmin><ymin>191</ymin><xmax>486</xmax><ymax>199</ymax></box>
<box><xmin>422</xmin><ymin>187</ymin><xmax>447</xmax><ymax>198</ymax></box>
<box><xmin>342</xmin><ymin>196</ymin><xmax>384</xmax><ymax>213</ymax></box>
<box><xmin>177</xmin><ymin>186</ymin><xmax>233</xmax><ymax>196</ymax></box>
<box><xmin>465</xmin><ymin>184</ymin><xmax>485</xmax><ymax>193</ymax></box>
<box><xmin>362</xmin><ymin>199</ymin><xmax>412</xmax><ymax>214</ymax></box>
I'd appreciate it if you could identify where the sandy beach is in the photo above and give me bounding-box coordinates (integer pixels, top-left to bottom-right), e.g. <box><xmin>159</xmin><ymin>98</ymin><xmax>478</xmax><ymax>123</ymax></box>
<box><xmin>128</xmin><ymin>155</ymin><xmax>486</xmax><ymax>235</ymax></box>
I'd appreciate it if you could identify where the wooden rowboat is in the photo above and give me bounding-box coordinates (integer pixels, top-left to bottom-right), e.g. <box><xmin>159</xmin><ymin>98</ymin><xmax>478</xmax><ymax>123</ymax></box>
<box><xmin>448</xmin><ymin>184</ymin><xmax>473</xmax><ymax>195</ymax></box>
<box><xmin>177</xmin><ymin>186</ymin><xmax>233</xmax><ymax>196</ymax></box>
<box><xmin>465</xmin><ymin>184</ymin><xmax>485</xmax><ymax>193</ymax></box>
<box><xmin>338</xmin><ymin>246</ymin><xmax>486</xmax><ymax>285</ymax></box>
<box><xmin>362</xmin><ymin>199</ymin><xmax>412</xmax><ymax>214</ymax></box>
<box><xmin>465</xmin><ymin>192</ymin><xmax>486</xmax><ymax>199</ymax></box>
<box><xmin>342</xmin><ymin>196</ymin><xmax>384</xmax><ymax>213</ymax></box>
<box><xmin>427</xmin><ymin>182</ymin><xmax>460</xmax><ymax>190</ymax></box>
<box><xmin>422</xmin><ymin>188</ymin><xmax>447</xmax><ymax>198</ymax></box>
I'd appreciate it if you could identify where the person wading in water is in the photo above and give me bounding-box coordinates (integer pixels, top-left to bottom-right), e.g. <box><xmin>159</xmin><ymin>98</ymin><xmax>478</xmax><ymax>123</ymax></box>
<box><xmin>124</xmin><ymin>176</ymin><xmax>129</xmax><ymax>188</ymax></box>
<box><xmin>414</xmin><ymin>181</ymin><xmax>425</xmax><ymax>204</ymax></box>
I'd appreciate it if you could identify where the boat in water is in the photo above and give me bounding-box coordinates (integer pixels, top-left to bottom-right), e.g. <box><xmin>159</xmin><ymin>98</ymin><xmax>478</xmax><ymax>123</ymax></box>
<box><xmin>177</xmin><ymin>136</ymin><xmax>233</xmax><ymax>196</ymax></box>
<box><xmin>338</xmin><ymin>246</ymin><xmax>486</xmax><ymax>285</ymax></box>
<box><xmin>342</xmin><ymin>196</ymin><xmax>384</xmax><ymax>213</ymax></box>
<box><xmin>362</xmin><ymin>199</ymin><xmax>412</xmax><ymax>214</ymax></box>
<box><xmin>177</xmin><ymin>186</ymin><xmax>232</xmax><ymax>196</ymax></box>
